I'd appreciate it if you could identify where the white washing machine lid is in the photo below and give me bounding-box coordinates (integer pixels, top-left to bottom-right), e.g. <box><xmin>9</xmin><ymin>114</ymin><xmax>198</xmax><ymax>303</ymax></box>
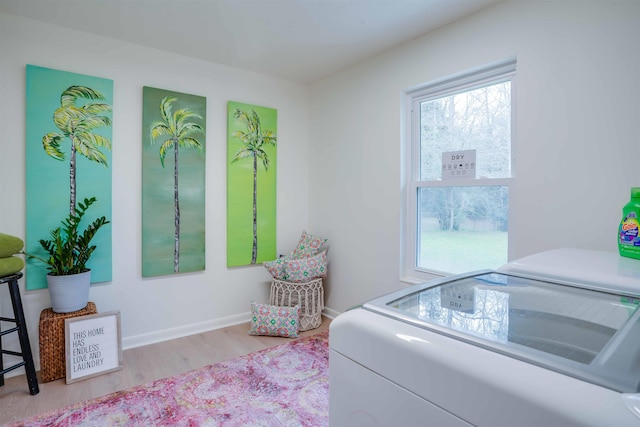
<box><xmin>363</xmin><ymin>270</ymin><xmax>640</xmax><ymax>393</ymax></box>
<box><xmin>497</xmin><ymin>248</ymin><xmax>640</xmax><ymax>295</ymax></box>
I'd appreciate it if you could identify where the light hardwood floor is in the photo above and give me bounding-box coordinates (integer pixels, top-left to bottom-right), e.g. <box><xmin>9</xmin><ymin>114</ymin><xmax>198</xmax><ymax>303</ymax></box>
<box><xmin>0</xmin><ymin>317</ymin><xmax>331</xmax><ymax>425</ymax></box>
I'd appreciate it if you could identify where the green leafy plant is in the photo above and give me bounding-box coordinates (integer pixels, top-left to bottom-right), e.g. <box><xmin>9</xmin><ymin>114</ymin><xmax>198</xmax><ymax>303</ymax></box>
<box><xmin>26</xmin><ymin>197</ymin><xmax>109</xmax><ymax>276</ymax></box>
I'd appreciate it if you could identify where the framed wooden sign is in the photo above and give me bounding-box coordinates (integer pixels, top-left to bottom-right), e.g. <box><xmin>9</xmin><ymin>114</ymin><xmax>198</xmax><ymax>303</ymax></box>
<box><xmin>65</xmin><ymin>311</ymin><xmax>122</xmax><ymax>383</ymax></box>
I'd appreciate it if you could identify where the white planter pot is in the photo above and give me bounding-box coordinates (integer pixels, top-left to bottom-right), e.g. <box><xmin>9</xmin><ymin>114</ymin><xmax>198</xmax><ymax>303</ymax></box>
<box><xmin>46</xmin><ymin>270</ymin><xmax>91</xmax><ymax>313</ymax></box>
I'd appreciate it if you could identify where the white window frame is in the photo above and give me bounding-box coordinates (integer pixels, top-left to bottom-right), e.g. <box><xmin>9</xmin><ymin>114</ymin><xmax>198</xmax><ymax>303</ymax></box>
<box><xmin>401</xmin><ymin>57</ymin><xmax>517</xmax><ymax>283</ymax></box>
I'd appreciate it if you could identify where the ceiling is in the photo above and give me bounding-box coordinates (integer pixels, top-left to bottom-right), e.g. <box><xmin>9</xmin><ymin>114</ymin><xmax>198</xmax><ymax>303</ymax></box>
<box><xmin>0</xmin><ymin>0</ymin><xmax>501</xmax><ymax>84</ymax></box>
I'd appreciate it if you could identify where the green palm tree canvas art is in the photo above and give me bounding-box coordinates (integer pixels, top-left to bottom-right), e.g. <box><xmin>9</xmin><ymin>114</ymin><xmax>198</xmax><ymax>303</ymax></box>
<box><xmin>142</xmin><ymin>87</ymin><xmax>206</xmax><ymax>277</ymax></box>
<box><xmin>25</xmin><ymin>65</ymin><xmax>113</xmax><ymax>290</ymax></box>
<box><xmin>227</xmin><ymin>101</ymin><xmax>277</xmax><ymax>267</ymax></box>
<box><xmin>42</xmin><ymin>85</ymin><xmax>112</xmax><ymax>215</ymax></box>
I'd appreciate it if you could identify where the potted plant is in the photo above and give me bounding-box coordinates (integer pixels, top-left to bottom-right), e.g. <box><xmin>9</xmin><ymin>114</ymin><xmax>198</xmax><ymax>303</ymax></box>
<box><xmin>26</xmin><ymin>196</ymin><xmax>109</xmax><ymax>313</ymax></box>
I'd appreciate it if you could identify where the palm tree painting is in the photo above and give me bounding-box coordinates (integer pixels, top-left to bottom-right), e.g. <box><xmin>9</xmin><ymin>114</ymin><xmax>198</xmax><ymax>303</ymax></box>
<box><xmin>142</xmin><ymin>87</ymin><xmax>206</xmax><ymax>277</ymax></box>
<box><xmin>227</xmin><ymin>101</ymin><xmax>277</xmax><ymax>267</ymax></box>
<box><xmin>25</xmin><ymin>65</ymin><xmax>113</xmax><ymax>290</ymax></box>
<box><xmin>42</xmin><ymin>85</ymin><xmax>112</xmax><ymax>215</ymax></box>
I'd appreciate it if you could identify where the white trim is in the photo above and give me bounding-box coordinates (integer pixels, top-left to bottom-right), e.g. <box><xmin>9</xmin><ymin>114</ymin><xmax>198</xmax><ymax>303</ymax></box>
<box><xmin>400</xmin><ymin>88</ymin><xmax>417</xmax><ymax>280</ymax></box>
<box><xmin>122</xmin><ymin>311</ymin><xmax>250</xmax><ymax>350</ymax></box>
<box><xmin>508</xmin><ymin>71</ymin><xmax>518</xmax><ymax>263</ymax></box>
<box><xmin>322</xmin><ymin>306</ymin><xmax>341</xmax><ymax>319</ymax></box>
<box><xmin>406</xmin><ymin>56</ymin><xmax>517</xmax><ymax>100</ymax></box>
<box><xmin>122</xmin><ymin>306</ymin><xmax>341</xmax><ymax>350</ymax></box>
<box><xmin>415</xmin><ymin>178</ymin><xmax>513</xmax><ymax>188</ymax></box>
<box><xmin>399</xmin><ymin>276</ymin><xmax>424</xmax><ymax>286</ymax></box>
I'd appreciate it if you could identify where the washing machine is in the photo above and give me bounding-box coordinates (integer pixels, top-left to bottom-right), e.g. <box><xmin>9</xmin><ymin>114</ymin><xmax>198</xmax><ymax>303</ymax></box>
<box><xmin>329</xmin><ymin>249</ymin><xmax>640</xmax><ymax>426</ymax></box>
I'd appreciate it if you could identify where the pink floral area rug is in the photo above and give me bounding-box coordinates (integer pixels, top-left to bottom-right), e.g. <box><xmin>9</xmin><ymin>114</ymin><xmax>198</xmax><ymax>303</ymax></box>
<box><xmin>8</xmin><ymin>332</ymin><xmax>329</xmax><ymax>427</ymax></box>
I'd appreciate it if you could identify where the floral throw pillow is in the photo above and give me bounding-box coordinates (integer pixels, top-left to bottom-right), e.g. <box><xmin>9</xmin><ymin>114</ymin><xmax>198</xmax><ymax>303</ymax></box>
<box><xmin>263</xmin><ymin>256</ymin><xmax>289</xmax><ymax>280</ymax></box>
<box><xmin>283</xmin><ymin>251</ymin><xmax>328</xmax><ymax>283</ymax></box>
<box><xmin>248</xmin><ymin>303</ymin><xmax>300</xmax><ymax>338</ymax></box>
<box><xmin>289</xmin><ymin>230</ymin><xmax>327</xmax><ymax>259</ymax></box>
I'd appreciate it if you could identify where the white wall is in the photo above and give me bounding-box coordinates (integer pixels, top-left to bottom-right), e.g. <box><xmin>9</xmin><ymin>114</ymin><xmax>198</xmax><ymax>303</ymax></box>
<box><xmin>0</xmin><ymin>13</ymin><xmax>311</xmax><ymax>371</ymax></box>
<box><xmin>310</xmin><ymin>0</ymin><xmax>640</xmax><ymax>312</ymax></box>
<box><xmin>3</xmin><ymin>0</ymin><xmax>640</xmax><ymax>375</ymax></box>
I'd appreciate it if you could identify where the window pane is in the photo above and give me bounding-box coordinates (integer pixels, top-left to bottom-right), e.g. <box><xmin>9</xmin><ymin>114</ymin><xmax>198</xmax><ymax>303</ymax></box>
<box><xmin>419</xmin><ymin>82</ymin><xmax>511</xmax><ymax>181</ymax></box>
<box><xmin>417</xmin><ymin>186</ymin><xmax>508</xmax><ymax>273</ymax></box>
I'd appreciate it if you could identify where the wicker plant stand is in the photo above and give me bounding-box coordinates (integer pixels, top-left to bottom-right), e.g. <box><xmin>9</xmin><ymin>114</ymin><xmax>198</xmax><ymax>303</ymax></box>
<box><xmin>39</xmin><ymin>302</ymin><xmax>97</xmax><ymax>382</ymax></box>
<box><xmin>269</xmin><ymin>278</ymin><xmax>324</xmax><ymax>331</ymax></box>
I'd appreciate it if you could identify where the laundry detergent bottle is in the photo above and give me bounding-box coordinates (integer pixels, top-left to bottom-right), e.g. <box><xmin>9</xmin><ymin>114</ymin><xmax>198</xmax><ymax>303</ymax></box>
<box><xmin>618</xmin><ymin>187</ymin><xmax>640</xmax><ymax>259</ymax></box>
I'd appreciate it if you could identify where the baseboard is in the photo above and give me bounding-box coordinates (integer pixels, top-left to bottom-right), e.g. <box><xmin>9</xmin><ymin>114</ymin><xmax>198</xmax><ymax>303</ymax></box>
<box><xmin>322</xmin><ymin>306</ymin><xmax>341</xmax><ymax>319</ymax></box>
<box><xmin>3</xmin><ymin>306</ymin><xmax>343</xmax><ymax>379</ymax></box>
<box><xmin>124</xmin><ymin>305</ymin><xmax>341</xmax><ymax>350</ymax></box>
<box><xmin>122</xmin><ymin>311</ymin><xmax>251</xmax><ymax>350</ymax></box>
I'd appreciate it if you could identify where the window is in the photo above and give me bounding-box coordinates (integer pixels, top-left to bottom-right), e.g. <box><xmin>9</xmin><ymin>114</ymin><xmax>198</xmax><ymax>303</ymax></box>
<box><xmin>403</xmin><ymin>58</ymin><xmax>516</xmax><ymax>279</ymax></box>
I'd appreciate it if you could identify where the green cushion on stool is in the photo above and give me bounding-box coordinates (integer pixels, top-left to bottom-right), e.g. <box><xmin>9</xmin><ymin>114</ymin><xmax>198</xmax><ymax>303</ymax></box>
<box><xmin>0</xmin><ymin>232</ymin><xmax>24</xmax><ymax>258</ymax></box>
<box><xmin>0</xmin><ymin>256</ymin><xmax>25</xmax><ymax>277</ymax></box>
